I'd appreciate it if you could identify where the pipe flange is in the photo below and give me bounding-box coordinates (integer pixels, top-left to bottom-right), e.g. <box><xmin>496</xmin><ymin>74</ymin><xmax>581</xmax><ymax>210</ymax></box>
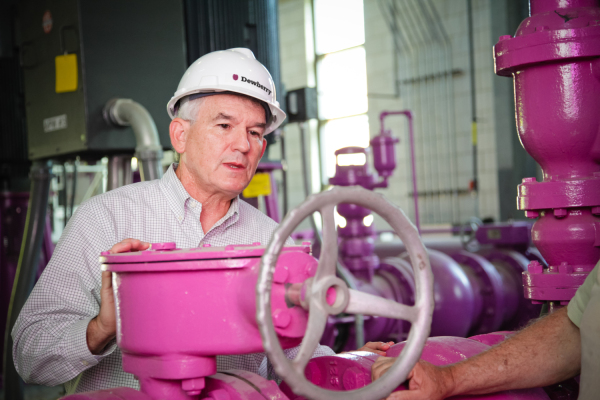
<box><xmin>451</xmin><ymin>251</ymin><xmax>506</xmax><ymax>334</ymax></box>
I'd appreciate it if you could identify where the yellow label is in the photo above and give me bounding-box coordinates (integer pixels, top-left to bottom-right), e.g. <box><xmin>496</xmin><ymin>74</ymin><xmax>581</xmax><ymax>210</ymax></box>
<box><xmin>243</xmin><ymin>173</ymin><xmax>271</xmax><ymax>198</ymax></box>
<box><xmin>55</xmin><ymin>54</ymin><xmax>78</xmax><ymax>93</ymax></box>
<box><xmin>471</xmin><ymin>121</ymin><xmax>478</xmax><ymax>146</ymax></box>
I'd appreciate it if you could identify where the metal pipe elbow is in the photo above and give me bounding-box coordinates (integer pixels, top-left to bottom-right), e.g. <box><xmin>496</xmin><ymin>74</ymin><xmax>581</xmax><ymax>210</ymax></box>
<box><xmin>103</xmin><ymin>98</ymin><xmax>164</xmax><ymax>181</ymax></box>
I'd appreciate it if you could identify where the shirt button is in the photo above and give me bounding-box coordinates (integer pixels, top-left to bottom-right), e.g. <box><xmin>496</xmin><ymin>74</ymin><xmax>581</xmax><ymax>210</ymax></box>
<box><xmin>178</xmin><ymin>216</ymin><xmax>183</xmax><ymax>221</ymax></box>
<box><xmin>190</xmin><ymin>202</ymin><xmax>196</xmax><ymax>208</ymax></box>
<box><xmin>81</xmin><ymin>360</ymin><xmax>89</xmax><ymax>366</ymax></box>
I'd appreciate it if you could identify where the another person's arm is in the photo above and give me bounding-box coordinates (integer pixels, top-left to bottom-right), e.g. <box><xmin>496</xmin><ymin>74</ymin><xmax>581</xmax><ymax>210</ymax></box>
<box><xmin>372</xmin><ymin>306</ymin><xmax>580</xmax><ymax>399</ymax></box>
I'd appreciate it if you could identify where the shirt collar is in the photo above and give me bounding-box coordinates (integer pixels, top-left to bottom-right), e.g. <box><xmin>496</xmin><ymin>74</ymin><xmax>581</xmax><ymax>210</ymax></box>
<box><xmin>159</xmin><ymin>163</ymin><xmax>240</xmax><ymax>225</ymax></box>
<box><xmin>160</xmin><ymin>164</ymin><xmax>190</xmax><ymax>223</ymax></box>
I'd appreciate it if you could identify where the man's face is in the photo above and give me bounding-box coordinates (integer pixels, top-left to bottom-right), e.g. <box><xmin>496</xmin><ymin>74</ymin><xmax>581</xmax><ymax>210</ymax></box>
<box><xmin>176</xmin><ymin>94</ymin><xmax>267</xmax><ymax>198</ymax></box>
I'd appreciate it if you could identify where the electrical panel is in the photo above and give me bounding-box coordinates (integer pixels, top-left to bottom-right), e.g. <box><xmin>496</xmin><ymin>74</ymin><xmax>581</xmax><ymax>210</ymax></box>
<box><xmin>286</xmin><ymin>87</ymin><xmax>318</xmax><ymax>122</ymax></box>
<box><xmin>20</xmin><ymin>0</ymin><xmax>186</xmax><ymax>160</ymax></box>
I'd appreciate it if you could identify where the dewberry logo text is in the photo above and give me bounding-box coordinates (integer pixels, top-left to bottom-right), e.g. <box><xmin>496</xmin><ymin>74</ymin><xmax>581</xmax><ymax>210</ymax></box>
<box><xmin>240</xmin><ymin>76</ymin><xmax>271</xmax><ymax>95</ymax></box>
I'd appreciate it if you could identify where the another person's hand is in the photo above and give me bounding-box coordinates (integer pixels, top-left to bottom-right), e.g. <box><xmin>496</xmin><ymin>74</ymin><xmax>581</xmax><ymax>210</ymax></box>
<box><xmin>372</xmin><ymin>358</ymin><xmax>454</xmax><ymax>400</ymax></box>
<box><xmin>355</xmin><ymin>341</ymin><xmax>395</xmax><ymax>356</ymax></box>
<box><xmin>86</xmin><ymin>239</ymin><xmax>150</xmax><ymax>354</ymax></box>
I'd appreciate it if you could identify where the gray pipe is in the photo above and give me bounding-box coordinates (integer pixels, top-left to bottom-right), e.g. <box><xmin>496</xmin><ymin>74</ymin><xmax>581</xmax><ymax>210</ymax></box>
<box><xmin>2</xmin><ymin>161</ymin><xmax>53</xmax><ymax>400</ymax></box>
<box><xmin>103</xmin><ymin>98</ymin><xmax>163</xmax><ymax>181</ymax></box>
<box><xmin>106</xmin><ymin>155</ymin><xmax>133</xmax><ymax>191</ymax></box>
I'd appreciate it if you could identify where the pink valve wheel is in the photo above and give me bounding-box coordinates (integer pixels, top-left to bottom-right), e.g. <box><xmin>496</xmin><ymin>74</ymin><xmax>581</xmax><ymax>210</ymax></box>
<box><xmin>256</xmin><ymin>186</ymin><xmax>434</xmax><ymax>400</ymax></box>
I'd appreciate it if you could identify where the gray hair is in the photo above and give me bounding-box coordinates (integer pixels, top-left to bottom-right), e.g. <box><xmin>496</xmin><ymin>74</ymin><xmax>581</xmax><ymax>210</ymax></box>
<box><xmin>176</xmin><ymin>96</ymin><xmax>206</xmax><ymax>122</ymax></box>
<box><xmin>173</xmin><ymin>97</ymin><xmax>206</xmax><ymax>162</ymax></box>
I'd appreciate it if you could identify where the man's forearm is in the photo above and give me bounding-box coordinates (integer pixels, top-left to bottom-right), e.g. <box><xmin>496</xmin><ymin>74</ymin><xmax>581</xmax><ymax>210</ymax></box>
<box><xmin>86</xmin><ymin>317</ymin><xmax>115</xmax><ymax>355</ymax></box>
<box><xmin>445</xmin><ymin>307</ymin><xmax>580</xmax><ymax>396</ymax></box>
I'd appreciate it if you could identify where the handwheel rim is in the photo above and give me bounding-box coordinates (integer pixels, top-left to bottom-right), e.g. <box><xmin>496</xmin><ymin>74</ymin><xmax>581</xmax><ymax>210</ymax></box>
<box><xmin>257</xmin><ymin>186</ymin><xmax>434</xmax><ymax>400</ymax></box>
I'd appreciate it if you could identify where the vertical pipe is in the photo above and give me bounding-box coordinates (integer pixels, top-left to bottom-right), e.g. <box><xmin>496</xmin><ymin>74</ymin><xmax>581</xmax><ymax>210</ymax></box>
<box><xmin>428</xmin><ymin>0</ymin><xmax>460</xmax><ymax>223</ymax></box>
<box><xmin>263</xmin><ymin>171</ymin><xmax>280</xmax><ymax>223</ymax></box>
<box><xmin>387</xmin><ymin>0</ymin><xmax>417</xmax><ymax>219</ymax></box>
<box><xmin>414</xmin><ymin>0</ymin><xmax>445</xmax><ymax>223</ymax></box>
<box><xmin>60</xmin><ymin>164</ymin><xmax>68</xmax><ymax>228</ymax></box>
<box><xmin>106</xmin><ymin>155</ymin><xmax>128</xmax><ymax>191</ymax></box>
<box><xmin>379</xmin><ymin>111</ymin><xmax>419</xmax><ymax>233</ymax></box>
<box><xmin>406</xmin><ymin>112</ymin><xmax>420</xmax><ymax>233</ymax></box>
<box><xmin>467</xmin><ymin>0</ymin><xmax>479</xmax><ymax>217</ymax></box>
<box><xmin>395</xmin><ymin>0</ymin><xmax>429</xmax><ymax>223</ymax></box>
<box><xmin>2</xmin><ymin>161</ymin><xmax>52</xmax><ymax>400</ymax></box>
<box><xmin>69</xmin><ymin>160</ymin><xmax>77</xmax><ymax>221</ymax></box>
<box><xmin>280</xmin><ymin>133</ymin><xmax>289</xmax><ymax>216</ymax></box>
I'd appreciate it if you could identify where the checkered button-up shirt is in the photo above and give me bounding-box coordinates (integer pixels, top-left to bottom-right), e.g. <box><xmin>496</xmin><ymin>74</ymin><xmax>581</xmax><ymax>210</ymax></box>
<box><xmin>12</xmin><ymin>164</ymin><xmax>334</xmax><ymax>393</ymax></box>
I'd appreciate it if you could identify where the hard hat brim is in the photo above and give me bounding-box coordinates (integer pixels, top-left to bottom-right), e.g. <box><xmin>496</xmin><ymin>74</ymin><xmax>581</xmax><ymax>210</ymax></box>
<box><xmin>167</xmin><ymin>87</ymin><xmax>286</xmax><ymax>134</ymax></box>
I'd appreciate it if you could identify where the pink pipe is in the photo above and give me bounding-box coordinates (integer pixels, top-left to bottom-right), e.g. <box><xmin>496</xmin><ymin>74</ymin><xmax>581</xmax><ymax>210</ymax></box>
<box><xmin>379</xmin><ymin>111</ymin><xmax>420</xmax><ymax>233</ymax></box>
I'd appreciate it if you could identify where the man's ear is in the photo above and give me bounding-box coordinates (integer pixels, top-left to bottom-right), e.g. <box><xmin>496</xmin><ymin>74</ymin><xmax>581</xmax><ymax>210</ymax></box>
<box><xmin>259</xmin><ymin>138</ymin><xmax>267</xmax><ymax>159</ymax></box>
<box><xmin>169</xmin><ymin>118</ymin><xmax>189</xmax><ymax>154</ymax></box>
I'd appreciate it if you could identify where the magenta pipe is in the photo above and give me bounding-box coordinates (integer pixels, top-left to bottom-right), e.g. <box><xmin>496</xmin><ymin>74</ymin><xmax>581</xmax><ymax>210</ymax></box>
<box><xmin>379</xmin><ymin>111</ymin><xmax>420</xmax><ymax>233</ymax></box>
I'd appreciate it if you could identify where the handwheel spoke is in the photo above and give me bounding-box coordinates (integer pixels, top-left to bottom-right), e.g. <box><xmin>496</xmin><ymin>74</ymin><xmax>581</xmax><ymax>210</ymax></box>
<box><xmin>345</xmin><ymin>288</ymin><xmax>418</xmax><ymax>323</ymax></box>
<box><xmin>291</xmin><ymin>303</ymin><xmax>328</xmax><ymax>375</ymax></box>
<box><xmin>315</xmin><ymin>204</ymin><xmax>338</xmax><ymax>280</ymax></box>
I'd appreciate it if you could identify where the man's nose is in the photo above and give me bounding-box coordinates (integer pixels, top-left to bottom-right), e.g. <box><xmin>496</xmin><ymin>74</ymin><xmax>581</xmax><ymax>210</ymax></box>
<box><xmin>231</xmin><ymin>126</ymin><xmax>251</xmax><ymax>153</ymax></box>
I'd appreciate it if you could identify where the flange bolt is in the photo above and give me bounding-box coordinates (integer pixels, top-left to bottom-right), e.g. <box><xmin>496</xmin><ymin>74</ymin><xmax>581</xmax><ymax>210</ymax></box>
<box><xmin>553</xmin><ymin>208</ymin><xmax>567</xmax><ymax>218</ymax></box>
<box><xmin>559</xmin><ymin>262</ymin><xmax>573</xmax><ymax>274</ymax></box>
<box><xmin>528</xmin><ymin>260</ymin><xmax>543</xmax><ymax>274</ymax></box>
<box><xmin>525</xmin><ymin>210</ymin><xmax>539</xmax><ymax>219</ymax></box>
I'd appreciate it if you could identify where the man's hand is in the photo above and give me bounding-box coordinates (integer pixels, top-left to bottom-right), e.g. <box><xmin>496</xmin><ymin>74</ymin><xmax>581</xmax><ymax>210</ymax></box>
<box><xmin>86</xmin><ymin>239</ymin><xmax>150</xmax><ymax>355</ymax></box>
<box><xmin>372</xmin><ymin>358</ymin><xmax>454</xmax><ymax>400</ymax></box>
<box><xmin>355</xmin><ymin>341</ymin><xmax>395</xmax><ymax>356</ymax></box>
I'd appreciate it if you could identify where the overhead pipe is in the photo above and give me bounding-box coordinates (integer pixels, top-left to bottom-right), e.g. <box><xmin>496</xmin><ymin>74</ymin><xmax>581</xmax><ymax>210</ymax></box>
<box><xmin>103</xmin><ymin>99</ymin><xmax>164</xmax><ymax>181</ymax></box>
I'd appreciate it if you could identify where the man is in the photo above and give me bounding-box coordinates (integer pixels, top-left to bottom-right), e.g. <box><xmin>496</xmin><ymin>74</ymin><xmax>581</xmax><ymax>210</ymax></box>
<box><xmin>371</xmin><ymin>260</ymin><xmax>600</xmax><ymax>399</ymax></box>
<box><xmin>13</xmin><ymin>48</ymin><xmax>389</xmax><ymax>394</ymax></box>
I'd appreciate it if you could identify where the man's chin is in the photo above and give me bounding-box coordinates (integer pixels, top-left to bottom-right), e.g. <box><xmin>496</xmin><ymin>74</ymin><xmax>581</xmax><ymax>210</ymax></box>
<box><xmin>216</xmin><ymin>181</ymin><xmax>249</xmax><ymax>198</ymax></box>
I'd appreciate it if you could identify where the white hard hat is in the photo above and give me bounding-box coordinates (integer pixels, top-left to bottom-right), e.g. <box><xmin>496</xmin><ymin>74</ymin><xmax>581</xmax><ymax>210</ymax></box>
<box><xmin>167</xmin><ymin>48</ymin><xmax>286</xmax><ymax>134</ymax></box>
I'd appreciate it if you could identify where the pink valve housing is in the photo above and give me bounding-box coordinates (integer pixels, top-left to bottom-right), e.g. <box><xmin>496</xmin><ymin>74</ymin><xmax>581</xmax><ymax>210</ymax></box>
<box><xmin>280</xmin><ymin>334</ymin><xmax>549</xmax><ymax>400</ymax></box>
<box><xmin>494</xmin><ymin>0</ymin><xmax>600</xmax><ymax>303</ymax></box>
<box><xmin>99</xmin><ymin>242</ymin><xmax>316</xmax><ymax>399</ymax></box>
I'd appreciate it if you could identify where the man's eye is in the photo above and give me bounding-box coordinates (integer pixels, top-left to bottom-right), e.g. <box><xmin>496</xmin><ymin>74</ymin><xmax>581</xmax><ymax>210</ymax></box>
<box><xmin>249</xmin><ymin>130</ymin><xmax>261</xmax><ymax>137</ymax></box>
<box><xmin>219</xmin><ymin>124</ymin><xmax>230</xmax><ymax>129</ymax></box>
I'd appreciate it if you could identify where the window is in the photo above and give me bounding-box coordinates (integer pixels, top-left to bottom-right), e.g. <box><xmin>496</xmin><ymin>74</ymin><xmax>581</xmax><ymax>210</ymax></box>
<box><xmin>314</xmin><ymin>0</ymin><xmax>365</xmax><ymax>54</ymax></box>
<box><xmin>321</xmin><ymin>114</ymin><xmax>370</xmax><ymax>177</ymax></box>
<box><xmin>314</xmin><ymin>0</ymin><xmax>370</xmax><ymax>181</ymax></box>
